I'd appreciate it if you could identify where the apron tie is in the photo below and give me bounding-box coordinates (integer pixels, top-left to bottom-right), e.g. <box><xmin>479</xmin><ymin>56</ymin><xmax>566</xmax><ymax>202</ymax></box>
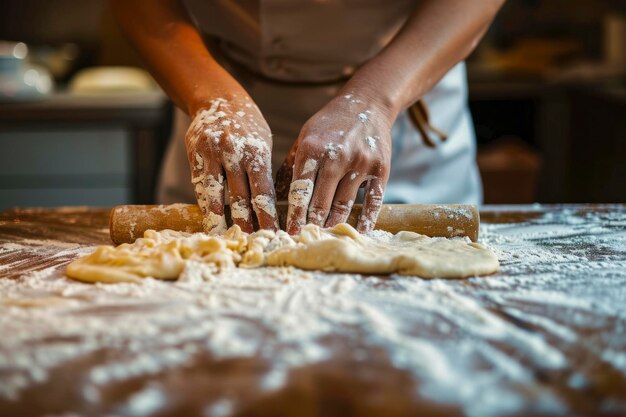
<box><xmin>408</xmin><ymin>100</ymin><xmax>448</xmax><ymax>147</ymax></box>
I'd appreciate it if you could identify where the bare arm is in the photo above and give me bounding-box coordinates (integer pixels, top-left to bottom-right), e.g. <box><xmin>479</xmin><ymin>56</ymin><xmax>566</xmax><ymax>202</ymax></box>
<box><xmin>111</xmin><ymin>0</ymin><xmax>238</xmax><ymax>115</ymax></box>
<box><xmin>345</xmin><ymin>0</ymin><xmax>504</xmax><ymax>115</ymax></box>
<box><xmin>111</xmin><ymin>0</ymin><xmax>278</xmax><ymax>233</ymax></box>
<box><xmin>278</xmin><ymin>0</ymin><xmax>504</xmax><ymax>234</ymax></box>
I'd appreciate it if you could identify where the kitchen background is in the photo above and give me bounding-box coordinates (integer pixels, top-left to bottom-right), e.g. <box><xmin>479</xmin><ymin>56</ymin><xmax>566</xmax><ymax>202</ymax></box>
<box><xmin>0</xmin><ymin>0</ymin><xmax>625</xmax><ymax>210</ymax></box>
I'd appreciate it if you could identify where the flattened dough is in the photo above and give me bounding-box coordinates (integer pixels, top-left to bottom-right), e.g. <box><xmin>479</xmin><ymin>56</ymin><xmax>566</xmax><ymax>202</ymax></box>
<box><xmin>66</xmin><ymin>223</ymin><xmax>498</xmax><ymax>283</ymax></box>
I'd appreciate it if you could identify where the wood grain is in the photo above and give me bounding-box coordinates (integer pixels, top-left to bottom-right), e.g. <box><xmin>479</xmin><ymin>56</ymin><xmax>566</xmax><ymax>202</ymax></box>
<box><xmin>1</xmin><ymin>205</ymin><xmax>625</xmax><ymax>416</ymax></box>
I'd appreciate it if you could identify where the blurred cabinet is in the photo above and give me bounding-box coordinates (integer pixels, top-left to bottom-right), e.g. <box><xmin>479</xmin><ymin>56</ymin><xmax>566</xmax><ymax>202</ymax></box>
<box><xmin>469</xmin><ymin>80</ymin><xmax>544</xmax><ymax>204</ymax></box>
<box><xmin>0</xmin><ymin>128</ymin><xmax>131</xmax><ymax>208</ymax></box>
<box><xmin>0</xmin><ymin>91</ymin><xmax>170</xmax><ymax>210</ymax></box>
<box><xmin>564</xmin><ymin>86</ymin><xmax>626</xmax><ymax>203</ymax></box>
<box><xmin>470</xmin><ymin>79</ymin><xmax>626</xmax><ymax>204</ymax></box>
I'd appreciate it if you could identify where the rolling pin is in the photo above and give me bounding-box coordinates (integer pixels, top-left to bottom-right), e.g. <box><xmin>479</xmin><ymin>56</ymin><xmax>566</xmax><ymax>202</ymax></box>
<box><xmin>109</xmin><ymin>203</ymin><xmax>479</xmax><ymax>245</ymax></box>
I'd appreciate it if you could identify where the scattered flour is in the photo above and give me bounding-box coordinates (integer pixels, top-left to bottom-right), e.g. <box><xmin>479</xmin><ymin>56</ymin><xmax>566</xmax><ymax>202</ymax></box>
<box><xmin>365</xmin><ymin>136</ymin><xmax>377</xmax><ymax>150</ymax></box>
<box><xmin>252</xmin><ymin>194</ymin><xmax>277</xmax><ymax>219</ymax></box>
<box><xmin>324</xmin><ymin>143</ymin><xmax>344</xmax><ymax>160</ymax></box>
<box><xmin>301</xmin><ymin>159</ymin><xmax>317</xmax><ymax>175</ymax></box>
<box><xmin>1</xmin><ymin>206</ymin><xmax>625</xmax><ymax>416</ymax></box>
<box><xmin>230</xmin><ymin>200</ymin><xmax>250</xmax><ymax>221</ymax></box>
<box><xmin>287</xmin><ymin>179</ymin><xmax>314</xmax><ymax>209</ymax></box>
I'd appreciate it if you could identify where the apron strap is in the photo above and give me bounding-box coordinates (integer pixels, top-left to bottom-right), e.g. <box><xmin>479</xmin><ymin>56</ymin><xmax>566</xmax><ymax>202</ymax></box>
<box><xmin>408</xmin><ymin>100</ymin><xmax>448</xmax><ymax>147</ymax></box>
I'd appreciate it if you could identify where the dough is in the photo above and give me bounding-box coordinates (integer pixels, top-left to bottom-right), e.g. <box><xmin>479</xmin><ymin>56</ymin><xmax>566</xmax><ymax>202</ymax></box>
<box><xmin>66</xmin><ymin>223</ymin><xmax>499</xmax><ymax>283</ymax></box>
<box><xmin>268</xmin><ymin>223</ymin><xmax>499</xmax><ymax>278</ymax></box>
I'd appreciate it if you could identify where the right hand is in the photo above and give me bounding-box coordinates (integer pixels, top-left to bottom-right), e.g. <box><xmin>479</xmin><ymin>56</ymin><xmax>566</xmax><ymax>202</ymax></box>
<box><xmin>185</xmin><ymin>95</ymin><xmax>278</xmax><ymax>234</ymax></box>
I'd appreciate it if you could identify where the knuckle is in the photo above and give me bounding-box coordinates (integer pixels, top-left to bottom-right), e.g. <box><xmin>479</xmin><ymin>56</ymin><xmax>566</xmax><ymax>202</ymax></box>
<box><xmin>367</xmin><ymin>159</ymin><xmax>387</xmax><ymax>175</ymax></box>
<box><xmin>319</xmin><ymin>163</ymin><xmax>342</xmax><ymax>179</ymax></box>
<box><xmin>308</xmin><ymin>204</ymin><xmax>327</xmax><ymax>215</ymax></box>
<box><xmin>246</xmin><ymin>155</ymin><xmax>269</xmax><ymax>174</ymax></box>
<box><xmin>300</xmin><ymin>142</ymin><xmax>324</xmax><ymax>159</ymax></box>
<box><xmin>346</xmin><ymin>171</ymin><xmax>361</xmax><ymax>183</ymax></box>
<box><xmin>307</xmin><ymin>207</ymin><xmax>327</xmax><ymax>224</ymax></box>
<box><xmin>299</xmin><ymin>134</ymin><xmax>319</xmax><ymax>147</ymax></box>
<box><xmin>373</xmin><ymin>164</ymin><xmax>388</xmax><ymax>177</ymax></box>
<box><xmin>366</xmin><ymin>192</ymin><xmax>384</xmax><ymax>209</ymax></box>
<box><xmin>322</xmin><ymin>143</ymin><xmax>345</xmax><ymax>162</ymax></box>
<box><xmin>357</xmin><ymin>150</ymin><xmax>376</xmax><ymax>165</ymax></box>
<box><xmin>330</xmin><ymin>200</ymin><xmax>353</xmax><ymax>216</ymax></box>
<box><xmin>369</xmin><ymin>193</ymin><xmax>384</xmax><ymax>205</ymax></box>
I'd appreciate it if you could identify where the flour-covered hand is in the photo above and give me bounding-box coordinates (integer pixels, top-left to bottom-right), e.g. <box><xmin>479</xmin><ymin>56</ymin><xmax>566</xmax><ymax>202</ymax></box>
<box><xmin>186</xmin><ymin>95</ymin><xmax>278</xmax><ymax>234</ymax></box>
<box><xmin>276</xmin><ymin>92</ymin><xmax>394</xmax><ymax>235</ymax></box>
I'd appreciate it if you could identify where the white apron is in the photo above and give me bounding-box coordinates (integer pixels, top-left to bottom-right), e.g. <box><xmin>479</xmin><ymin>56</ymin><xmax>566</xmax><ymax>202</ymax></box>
<box><xmin>157</xmin><ymin>0</ymin><xmax>482</xmax><ymax>205</ymax></box>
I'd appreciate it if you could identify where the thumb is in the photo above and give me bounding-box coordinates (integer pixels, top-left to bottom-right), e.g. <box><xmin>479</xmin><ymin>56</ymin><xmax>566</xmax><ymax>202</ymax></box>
<box><xmin>274</xmin><ymin>157</ymin><xmax>294</xmax><ymax>201</ymax></box>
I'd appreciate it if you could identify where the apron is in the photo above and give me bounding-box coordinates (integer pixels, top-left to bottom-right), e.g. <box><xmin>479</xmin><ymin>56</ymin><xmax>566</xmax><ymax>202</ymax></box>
<box><xmin>157</xmin><ymin>0</ymin><xmax>482</xmax><ymax>205</ymax></box>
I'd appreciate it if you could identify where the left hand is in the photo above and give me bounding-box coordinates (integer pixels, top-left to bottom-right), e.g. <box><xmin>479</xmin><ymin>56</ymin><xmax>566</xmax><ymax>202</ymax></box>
<box><xmin>275</xmin><ymin>92</ymin><xmax>395</xmax><ymax>235</ymax></box>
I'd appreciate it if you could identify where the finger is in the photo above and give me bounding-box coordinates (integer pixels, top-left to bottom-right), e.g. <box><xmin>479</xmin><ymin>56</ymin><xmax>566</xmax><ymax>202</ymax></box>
<box><xmin>274</xmin><ymin>156</ymin><xmax>294</xmax><ymax>201</ymax></box>
<box><xmin>325</xmin><ymin>171</ymin><xmax>361</xmax><ymax>227</ymax></box>
<box><xmin>307</xmin><ymin>162</ymin><xmax>342</xmax><ymax>226</ymax></box>
<box><xmin>246</xmin><ymin>143</ymin><xmax>279</xmax><ymax>231</ymax></box>
<box><xmin>286</xmin><ymin>155</ymin><xmax>319</xmax><ymax>235</ymax></box>
<box><xmin>249</xmin><ymin>171</ymin><xmax>279</xmax><ymax>231</ymax></box>
<box><xmin>357</xmin><ymin>177</ymin><xmax>385</xmax><ymax>233</ymax></box>
<box><xmin>226</xmin><ymin>168</ymin><xmax>253</xmax><ymax>233</ymax></box>
<box><xmin>191</xmin><ymin>154</ymin><xmax>227</xmax><ymax>235</ymax></box>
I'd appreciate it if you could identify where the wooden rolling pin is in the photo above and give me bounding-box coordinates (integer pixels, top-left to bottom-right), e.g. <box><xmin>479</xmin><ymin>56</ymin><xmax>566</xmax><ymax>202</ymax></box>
<box><xmin>109</xmin><ymin>203</ymin><xmax>479</xmax><ymax>245</ymax></box>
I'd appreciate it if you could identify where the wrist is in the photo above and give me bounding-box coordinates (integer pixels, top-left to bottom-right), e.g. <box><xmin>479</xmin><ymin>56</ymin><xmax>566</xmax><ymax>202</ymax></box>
<box><xmin>186</xmin><ymin>92</ymin><xmax>235</xmax><ymax>118</ymax></box>
<box><xmin>339</xmin><ymin>78</ymin><xmax>401</xmax><ymax>128</ymax></box>
<box><xmin>185</xmin><ymin>80</ymin><xmax>250</xmax><ymax>117</ymax></box>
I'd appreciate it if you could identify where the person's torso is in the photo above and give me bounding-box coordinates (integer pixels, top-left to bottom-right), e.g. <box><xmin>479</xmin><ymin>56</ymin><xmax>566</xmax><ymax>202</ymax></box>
<box><xmin>182</xmin><ymin>0</ymin><xmax>418</xmax><ymax>82</ymax></box>
<box><xmin>159</xmin><ymin>0</ymin><xmax>481</xmax><ymax>205</ymax></box>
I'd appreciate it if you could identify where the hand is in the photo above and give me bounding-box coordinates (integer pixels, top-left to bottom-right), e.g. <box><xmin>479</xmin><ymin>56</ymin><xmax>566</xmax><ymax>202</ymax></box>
<box><xmin>276</xmin><ymin>92</ymin><xmax>394</xmax><ymax>235</ymax></box>
<box><xmin>185</xmin><ymin>95</ymin><xmax>278</xmax><ymax>234</ymax></box>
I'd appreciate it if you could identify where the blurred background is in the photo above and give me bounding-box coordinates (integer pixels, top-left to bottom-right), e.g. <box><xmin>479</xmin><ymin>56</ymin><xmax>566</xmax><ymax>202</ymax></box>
<box><xmin>0</xmin><ymin>0</ymin><xmax>624</xmax><ymax>210</ymax></box>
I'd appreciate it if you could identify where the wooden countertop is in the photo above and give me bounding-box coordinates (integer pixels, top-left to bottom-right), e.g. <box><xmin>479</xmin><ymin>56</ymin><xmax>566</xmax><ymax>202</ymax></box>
<box><xmin>1</xmin><ymin>205</ymin><xmax>625</xmax><ymax>416</ymax></box>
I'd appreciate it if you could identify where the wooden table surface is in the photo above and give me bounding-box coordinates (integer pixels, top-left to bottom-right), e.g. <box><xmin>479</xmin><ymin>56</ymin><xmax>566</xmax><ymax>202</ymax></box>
<box><xmin>1</xmin><ymin>205</ymin><xmax>625</xmax><ymax>417</ymax></box>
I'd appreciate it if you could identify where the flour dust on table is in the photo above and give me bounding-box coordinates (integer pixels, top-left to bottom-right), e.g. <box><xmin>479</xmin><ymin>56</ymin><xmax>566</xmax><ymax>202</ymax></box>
<box><xmin>65</xmin><ymin>222</ymin><xmax>499</xmax><ymax>283</ymax></box>
<box><xmin>2</xmin><ymin>206</ymin><xmax>626</xmax><ymax>416</ymax></box>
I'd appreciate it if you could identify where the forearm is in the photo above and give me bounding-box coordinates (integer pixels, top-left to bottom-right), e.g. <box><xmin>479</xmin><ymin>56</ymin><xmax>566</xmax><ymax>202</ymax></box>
<box><xmin>111</xmin><ymin>0</ymin><xmax>245</xmax><ymax>115</ymax></box>
<box><xmin>343</xmin><ymin>0</ymin><xmax>504</xmax><ymax>118</ymax></box>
